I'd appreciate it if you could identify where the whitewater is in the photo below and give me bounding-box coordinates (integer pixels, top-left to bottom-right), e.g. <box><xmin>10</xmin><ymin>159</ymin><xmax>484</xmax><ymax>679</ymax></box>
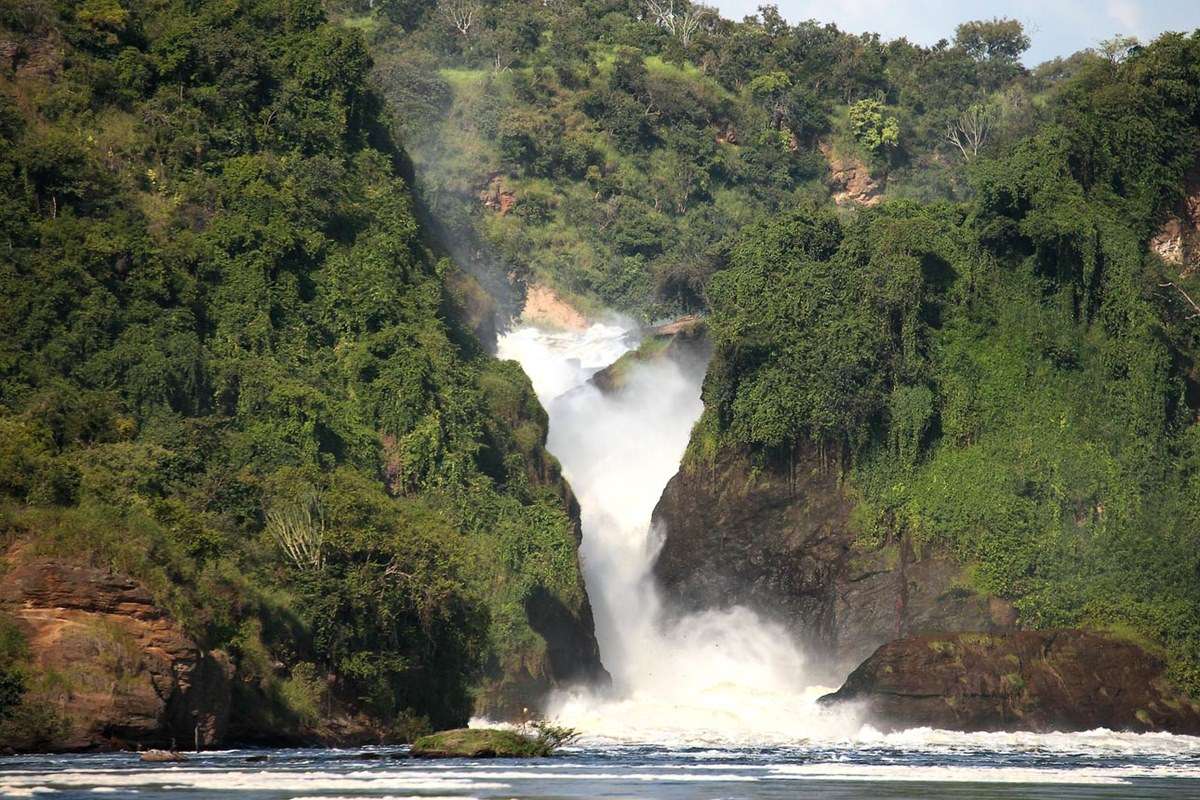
<box><xmin>5</xmin><ymin>320</ymin><xmax>1200</xmax><ymax>799</ymax></box>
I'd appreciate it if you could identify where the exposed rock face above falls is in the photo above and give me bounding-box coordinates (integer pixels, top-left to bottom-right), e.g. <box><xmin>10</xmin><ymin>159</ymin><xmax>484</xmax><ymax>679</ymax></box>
<box><xmin>819</xmin><ymin>630</ymin><xmax>1200</xmax><ymax>734</ymax></box>
<box><xmin>650</xmin><ymin>447</ymin><xmax>1014</xmax><ymax>682</ymax></box>
<box><xmin>0</xmin><ymin>554</ymin><xmax>232</xmax><ymax>752</ymax></box>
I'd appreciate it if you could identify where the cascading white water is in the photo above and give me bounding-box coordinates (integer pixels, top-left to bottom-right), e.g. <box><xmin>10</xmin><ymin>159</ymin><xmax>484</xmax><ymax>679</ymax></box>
<box><xmin>498</xmin><ymin>321</ymin><xmax>858</xmax><ymax>744</ymax></box>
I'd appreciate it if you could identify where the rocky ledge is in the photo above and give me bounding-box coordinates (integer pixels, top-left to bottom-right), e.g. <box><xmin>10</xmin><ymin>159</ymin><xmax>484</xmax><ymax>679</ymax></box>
<box><xmin>819</xmin><ymin>630</ymin><xmax>1200</xmax><ymax>734</ymax></box>
<box><xmin>651</xmin><ymin>444</ymin><xmax>1014</xmax><ymax>682</ymax></box>
<box><xmin>0</xmin><ymin>554</ymin><xmax>232</xmax><ymax>751</ymax></box>
<box><xmin>589</xmin><ymin>315</ymin><xmax>710</xmax><ymax>395</ymax></box>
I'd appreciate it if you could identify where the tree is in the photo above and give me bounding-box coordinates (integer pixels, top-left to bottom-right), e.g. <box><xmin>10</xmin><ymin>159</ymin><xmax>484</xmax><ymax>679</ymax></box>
<box><xmin>747</xmin><ymin>71</ymin><xmax>791</xmax><ymax>129</ymax></box>
<box><xmin>266</xmin><ymin>492</ymin><xmax>326</xmax><ymax>571</ymax></box>
<box><xmin>954</xmin><ymin>18</ymin><xmax>1030</xmax><ymax>65</ymax></box>
<box><xmin>1098</xmin><ymin>35</ymin><xmax>1141</xmax><ymax>64</ymax></box>
<box><xmin>645</xmin><ymin>0</ymin><xmax>714</xmax><ymax>48</ymax></box>
<box><xmin>944</xmin><ymin>102</ymin><xmax>995</xmax><ymax>161</ymax></box>
<box><xmin>848</xmin><ymin>98</ymin><xmax>899</xmax><ymax>154</ymax></box>
<box><xmin>437</xmin><ymin>0</ymin><xmax>478</xmax><ymax>37</ymax></box>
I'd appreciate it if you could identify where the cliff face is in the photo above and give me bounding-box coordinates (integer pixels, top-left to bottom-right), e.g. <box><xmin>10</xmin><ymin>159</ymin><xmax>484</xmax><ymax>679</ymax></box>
<box><xmin>475</xmin><ymin>489</ymin><xmax>610</xmax><ymax>721</ymax></box>
<box><xmin>820</xmin><ymin>630</ymin><xmax>1200</xmax><ymax>734</ymax></box>
<box><xmin>651</xmin><ymin>447</ymin><xmax>1012</xmax><ymax>681</ymax></box>
<box><xmin>0</xmin><ymin>552</ymin><xmax>231</xmax><ymax>752</ymax></box>
<box><xmin>1151</xmin><ymin>160</ymin><xmax>1200</xmax><ymax>275</ymax></box>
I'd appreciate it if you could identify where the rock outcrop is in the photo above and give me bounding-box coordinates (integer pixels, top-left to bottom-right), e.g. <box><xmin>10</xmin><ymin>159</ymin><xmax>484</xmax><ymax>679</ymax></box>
<box><xmin>1151</xmin><ymin>160</ymin><xmax>1200</xmax><ymax>275</ymax></box>
<box><xmin>0</xmin><ymin>554</ymin><xmax>232</xmax><ymax>752</ymax></box>
<box><xmin>819</xmin><ymin>630</ymin><xmax>1200</xmax><ymax>734</ymax></box>
<box><xmin>410</xmin><ymin>727</ymin><xmax>554</xmax><ymax>758</ymax></box>
<box><xmin>480</xmin><ymin>174</ymin><xmax>517</xmax><ymax>215</ymax></box>
<box><xmin>520</xmin><ymin>283</ymin><xmax>588</xmax><ymax>331</ymax></box>
<box><xmin>820</xmin><ymin>142</ymin><xmax>884</xmax><ymax>207</ymax></box>
<box><xmin>651</xmin><ymin>447</ymin><xmax>1012</xmax><ymax>681</ymax></box>
<box><xmin>590</xmin><ymin>315</ymin><xmax>710</xmax><ymax>395</ymax></box>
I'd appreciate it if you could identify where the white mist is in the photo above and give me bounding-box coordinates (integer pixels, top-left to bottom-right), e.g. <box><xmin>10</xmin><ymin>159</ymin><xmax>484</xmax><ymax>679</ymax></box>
<box><xmin>498</xmin><ymin>321</ymin><xmax>857</xmax><ymax>744</ymax></box>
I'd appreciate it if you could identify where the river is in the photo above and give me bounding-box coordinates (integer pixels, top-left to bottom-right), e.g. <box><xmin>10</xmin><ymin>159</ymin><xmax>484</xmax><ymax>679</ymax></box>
<box><xmin>4</xmin><ymin>321</ymin><xmax>1199</xmax><ymax>798</ymax></box>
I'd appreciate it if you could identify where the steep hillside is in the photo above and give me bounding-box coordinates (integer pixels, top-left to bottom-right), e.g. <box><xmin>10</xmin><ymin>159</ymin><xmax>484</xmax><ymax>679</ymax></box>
<box><xmin>352</xmin><ymin>1</ymin><xmax>1056</xmax><ymax>317</ymax></box>
<box><xmin>0</xmin><ymin>0</ymin><xmax>603</xmax><ymax>751</ymax></box>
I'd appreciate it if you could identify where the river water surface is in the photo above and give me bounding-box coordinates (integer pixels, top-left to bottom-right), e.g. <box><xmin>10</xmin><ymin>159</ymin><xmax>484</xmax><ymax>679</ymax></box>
<box><xmin>5</xmin><ymin>321</ymin><xmax>1200</xmax><ymax>797</ymax></box>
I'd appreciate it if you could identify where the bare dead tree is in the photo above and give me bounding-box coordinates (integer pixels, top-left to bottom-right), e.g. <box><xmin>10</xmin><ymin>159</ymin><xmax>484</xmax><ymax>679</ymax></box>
<box><xmin>645</xmin><ymin>0</ymin><xmax>712</xmax><ymax>46</ymax></box>
<box><xmin>493</xmin><ymin>48</ymin><xmax>514</xmax><ymax>73</ymax></box>
<box><xmin>676</xmin><ymin>5</ymin><xmax>713</xmax><ymax>47</ymax></box>
<box><xmin>944</xmin><ymin>103</ymin><xmax>995</xmax><ymax>161</ymax></box>
<box><xmin>266</xmin><ymin>493</ymin><xmax>325</xmax><ymax>572</ymax></box>
<box><xmin>438</xmin><ymin>0</ymin><xmax>479</xmax><ymax>37</ymax></box>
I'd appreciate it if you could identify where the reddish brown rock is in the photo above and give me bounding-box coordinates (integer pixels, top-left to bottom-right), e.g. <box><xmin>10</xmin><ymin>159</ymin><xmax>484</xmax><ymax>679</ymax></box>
<box><xmin>0</xmin><ymin>556</ymin><xmax>232</xmax><ymax>752</ymax></box>
<box><xmin>820</xmin><ymin>141</ymin><xmax>884</xmax><ymax>207</ymax></box>
<box><xmin>480</xmin><ymin>174</ymin><xmax>517</xmax><ymax>215</ymax></box>
<box><xmin>520</xmin><ymin>283</ymin><xmax>588</xmax><ymax>331</ymax></box>
<box><xmin>820</xmin><ymin>630</ymin><xmax>1200</xmax><ymax>734</ymax></box>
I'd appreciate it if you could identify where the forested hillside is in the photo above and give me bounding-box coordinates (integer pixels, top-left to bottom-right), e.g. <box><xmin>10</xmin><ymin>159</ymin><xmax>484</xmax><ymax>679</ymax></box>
<box><xmin>348</xmin><ymin>0</ymin><xmax>1067</xmax><ymax>316</ymax></box>
<box><xmin>0</xmin><ymin>0</ymin><xmax>601</xmax><ymax>749</ymax></box>
<box><xmin>3</xmin><ymin>0</ymin><xmax>1200</xmax><ymax>751</ymax></box>
<box><xmin>688</xmin><ymin>31</ymin><xmax>1200</xmax><ymax>689</ymax></box>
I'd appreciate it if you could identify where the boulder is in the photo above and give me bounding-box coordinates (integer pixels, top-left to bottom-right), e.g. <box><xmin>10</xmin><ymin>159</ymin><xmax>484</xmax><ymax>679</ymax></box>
<box><xmin>820</xmin><ymin>141</ymin><xmax>884</xmax><ymax>206</ymax></box>
<box><xmin>819</xmin><ymin>630</ymin><xmax>1200</xmax><ymax>734</ymax></box>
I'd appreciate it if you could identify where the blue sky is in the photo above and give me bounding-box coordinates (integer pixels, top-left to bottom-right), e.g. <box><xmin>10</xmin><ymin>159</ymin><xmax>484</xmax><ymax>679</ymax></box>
<box><xmin>709</xmin><ymin>1</ymin><xmax>1200</xmax><ymax>65</ymax></box>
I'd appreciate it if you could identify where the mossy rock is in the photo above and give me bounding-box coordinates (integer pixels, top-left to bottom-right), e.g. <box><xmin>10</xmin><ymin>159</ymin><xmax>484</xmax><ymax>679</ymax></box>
<box><xmin>409</xmin><ymin>728</ymin><xmax>548</xmax><ymax>758</ymax></box>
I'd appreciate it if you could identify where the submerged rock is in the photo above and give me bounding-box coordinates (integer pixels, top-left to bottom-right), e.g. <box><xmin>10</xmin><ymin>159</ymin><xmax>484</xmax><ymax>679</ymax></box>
<box><xmin>410</xmin><ymin>728</ymin><xmax>550</xmax><ymax>758</ymax></box>
<box><xmin>819</xmin><ymin>630</ymin><xmax>1200</xmax><ymax>734</ymax></box>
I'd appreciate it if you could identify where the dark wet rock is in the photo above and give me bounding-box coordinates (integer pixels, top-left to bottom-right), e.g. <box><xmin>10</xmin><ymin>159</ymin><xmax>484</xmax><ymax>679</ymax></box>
<box><xmin>651</xmin><ymin>445</ymin><xmax>1013</xmax><ymax>681</ymax></box>
<box><xmin>820</xmin><ymin>630</ymin><xmax>1200</xmax><ymax>734</ymax></box>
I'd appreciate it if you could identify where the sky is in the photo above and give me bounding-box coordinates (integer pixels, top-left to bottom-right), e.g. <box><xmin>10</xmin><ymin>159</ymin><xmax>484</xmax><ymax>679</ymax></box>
<box><xmin>708</xmin><ymin>1</ymin><xmax>1200</xmax><ymax>65</ymax></box>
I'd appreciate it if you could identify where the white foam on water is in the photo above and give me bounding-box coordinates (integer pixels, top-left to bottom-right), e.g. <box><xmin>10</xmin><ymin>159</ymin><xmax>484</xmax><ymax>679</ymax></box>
<box><xmin>0</xmin><ymin>771</ymin><xmax>506</xmax><ymax>793</ymax></box>
<box><xmin>0</xmin><ymin>788</ymin><xmax>58</xmax><ymax>797</ymax></box>
<box><xmin>852</xmin><ymin>725</ymin><xmax>1200</xmax><ymax>757</ymax></box>
<box><xmin>766</xmin><ymin>763</ymin><xmax>1137</xmax><ymax>784</ymax></box>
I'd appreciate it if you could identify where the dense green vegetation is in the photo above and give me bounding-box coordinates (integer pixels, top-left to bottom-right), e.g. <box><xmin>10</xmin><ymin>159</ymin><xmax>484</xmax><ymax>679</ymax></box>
<box><xmin>3</xmin><ymin>0</ymin><xmax>1200</xmax><ymax>743</ymax></box>
<box><xmin>698</xmin><ymin>31</ymin><xmax>1200</xmax><ymax>689</ymax></box>
<box><xmin>0</xmin><ymin>0</ymin><xmax>589</xmax><ymax>738</ymax></box>
<box><xmin>344</xmin><ymin>0</ymin><xmax>1070</xmax><ymax>316</ymax></box>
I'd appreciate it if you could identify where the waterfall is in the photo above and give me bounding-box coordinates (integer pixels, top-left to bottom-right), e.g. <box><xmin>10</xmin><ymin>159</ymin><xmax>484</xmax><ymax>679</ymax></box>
<box><xmin>498</xmin><ymin>320</ymin><xmax>858</xmax><ymax>744</ymax></box>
